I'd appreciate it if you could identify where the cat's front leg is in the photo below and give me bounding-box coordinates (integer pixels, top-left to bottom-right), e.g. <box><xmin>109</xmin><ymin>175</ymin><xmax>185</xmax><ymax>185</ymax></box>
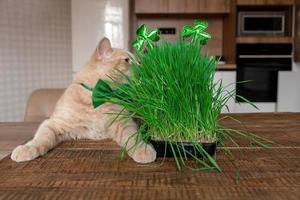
<box><xmin>11</xmin><ymin>119</ymin><xmax>68</xmax><ymax>162</ymax></box>
<box><xmin>109</xmin><ymin>120</ymin><xmax>156</xmax><ymax>164</ymax></box>
<box><xmin>130</xmin><ymin>142</ymin><xmax>157</xmax><ymax>164</ymax></box>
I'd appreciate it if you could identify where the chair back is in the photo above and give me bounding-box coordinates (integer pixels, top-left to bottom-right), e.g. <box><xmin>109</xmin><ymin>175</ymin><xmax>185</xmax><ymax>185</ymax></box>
<box><xmin>24</xmin><ymin>88</ymin><xmax>65</xmax><ymax>122</ymax></box>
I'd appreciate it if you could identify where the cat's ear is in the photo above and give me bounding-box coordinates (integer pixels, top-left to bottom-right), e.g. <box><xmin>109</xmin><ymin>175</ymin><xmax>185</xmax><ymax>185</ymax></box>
<box><xmin>96</xmin><ymin>37</ymin><xmax>113</xmax><ymax>58</ymax></box>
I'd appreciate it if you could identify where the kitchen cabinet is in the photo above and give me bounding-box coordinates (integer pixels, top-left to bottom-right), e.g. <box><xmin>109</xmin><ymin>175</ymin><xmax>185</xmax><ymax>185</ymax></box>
<box><xmin>219</xmin><ymin>69</ymin><xmax>278</xmax><ymax>113</ymax></box>
<box><xmin>295</xmin><ymin>0</ymin><xmax>300</xmax><ymax>62</ymax></box>
<box><xmin>214</xmin><ymin>71</ymin><xmax>236</xmax><ymax>113</ymax></box>
<box><xmin>237</xmin><ymin>0</ymin><xmax>295</xmax><ymax>6</ymax></box>
<box><xmin>235</xmin><ymin>103</ymin><xmax>276</xmax><ymax>113</ymax></box>
<box><xmin>223</xmin><ymin>0</ymin><xmax>236</xmax><ymax>64</ymax></box>
<box><xmin>236</xmin><ymin>37</ymin><xmax>294</xmax><ymax>44</ymax></box>
<box><xmin>277</xmin><ymin>72</ymin><xmax>300</xmax><ymax>112</ymax></box>
<box><xmin>235</xmin><ymin>71</ymin><xmax>300</xmax><ymax>113</ymax></box>
<box><xmin>222</xmin><ymin>72</ymin><xmax>236</xmax><ymax>113</ymax></box>
<box><xmin>134</xmin><ymin>0</ymin><xmax>230</xmax><ymax>14</ymax></box>
<box><xmin>214</xmin><ymin>72</ymin><xmax>223</xmax><ymax>84</ymax></box>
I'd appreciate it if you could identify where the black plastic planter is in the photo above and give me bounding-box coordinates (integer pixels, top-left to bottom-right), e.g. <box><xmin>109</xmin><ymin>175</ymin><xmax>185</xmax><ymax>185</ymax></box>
<box><xmin>149</xmin><ymin>140</ymin><xmax>216</xmax><ymax>158</ymax></box>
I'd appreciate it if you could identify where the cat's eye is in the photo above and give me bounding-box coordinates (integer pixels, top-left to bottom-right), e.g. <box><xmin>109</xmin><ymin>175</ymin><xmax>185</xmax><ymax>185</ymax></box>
<box><xmin>124</xmin><ymin>58</ymin><xmax>130</xmax><ymax>63</ymax></box>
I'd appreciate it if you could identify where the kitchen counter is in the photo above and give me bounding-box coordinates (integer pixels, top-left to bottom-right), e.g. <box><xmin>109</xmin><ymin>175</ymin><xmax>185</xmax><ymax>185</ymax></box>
<box><xmin>217</xmin><ymin>63</ymin><xmax>236</xmax><ymax>70</ymax></box>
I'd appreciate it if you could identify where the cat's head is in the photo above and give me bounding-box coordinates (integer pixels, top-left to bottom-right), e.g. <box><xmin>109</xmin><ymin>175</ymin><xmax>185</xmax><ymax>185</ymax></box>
<box><xmin>87</xmin><ymin>37</ymin><xmax>131</xmax><ymax>83</ymax></box>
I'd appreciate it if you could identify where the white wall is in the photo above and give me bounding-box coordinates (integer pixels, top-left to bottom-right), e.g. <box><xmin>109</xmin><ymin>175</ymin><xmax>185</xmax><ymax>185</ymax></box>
<box><xmin>71</xmin><ymin>0</ymin><xmax>129</xmax><ymax>72</ymax></box>
<box><xmin>0</xmin><ymin>0</ymin><xmax>72</xmax><ymax>121</ymax></box>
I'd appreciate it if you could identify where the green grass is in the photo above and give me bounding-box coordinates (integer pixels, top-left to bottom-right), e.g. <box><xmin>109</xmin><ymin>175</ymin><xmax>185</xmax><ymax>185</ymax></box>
<box><xmin>111</xmin><ymin>42</ymin><xmax>223</xmax><ymax>141</ymax></box>
<box><xmin>102</xmin><ymin>41</ymin><xmax>272</xmax><ymax>171</ymax></box>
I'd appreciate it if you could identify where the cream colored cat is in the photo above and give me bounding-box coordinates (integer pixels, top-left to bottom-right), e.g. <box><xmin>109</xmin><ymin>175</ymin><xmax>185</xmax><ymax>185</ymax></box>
<box><xmin>11</xmin><ymin>38</ymin><xmax>156</xmax><ymax>163</ymax></box>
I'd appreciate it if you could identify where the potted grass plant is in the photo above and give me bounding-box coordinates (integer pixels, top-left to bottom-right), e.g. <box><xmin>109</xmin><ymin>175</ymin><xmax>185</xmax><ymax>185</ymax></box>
<box><xmin>87</xmin><ymin>20</ymin><xmax>272</xmax><ymax>171</ymax></box>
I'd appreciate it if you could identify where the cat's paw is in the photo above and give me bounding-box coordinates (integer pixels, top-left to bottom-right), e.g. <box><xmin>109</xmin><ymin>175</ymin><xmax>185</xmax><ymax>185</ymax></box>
<box><xmin>11</xmin><ymin>145</ymin><xmax>39</xmax><ymax>162</ymax></box>
<box><xmin>131</xmin><ymin>144</ymin><xmax>156</xmax><ymax>164</ymax></box>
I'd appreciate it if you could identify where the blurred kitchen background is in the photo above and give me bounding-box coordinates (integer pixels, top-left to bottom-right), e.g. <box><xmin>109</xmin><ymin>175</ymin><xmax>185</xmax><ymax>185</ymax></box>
<box><xmin>0</xmin><ymin>0</ymin><xmax>300</xmax><ymax>122</ymax></box>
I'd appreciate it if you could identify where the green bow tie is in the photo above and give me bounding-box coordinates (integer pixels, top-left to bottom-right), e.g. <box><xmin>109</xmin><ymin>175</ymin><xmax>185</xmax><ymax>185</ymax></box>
<box><xmin>132</xmin><ymin>24</ymin><xmax>160</xmax><ymax>52</ymax></box>
<box><xmin>81</xmin><ymin>80</ymin><xmax>127</xmax><ymax>108</ymax></box>
<box><xmin>181</xmin><ymin>20</ymin><xmax>211</xmax><ymax>45</ymax></box>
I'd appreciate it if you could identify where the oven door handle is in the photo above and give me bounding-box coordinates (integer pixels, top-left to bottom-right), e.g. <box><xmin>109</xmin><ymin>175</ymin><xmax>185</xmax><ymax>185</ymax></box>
<box><xmin>238</xmin><ymin>55</ymin><xmax>293</xmax><ymax>58</ymax></box>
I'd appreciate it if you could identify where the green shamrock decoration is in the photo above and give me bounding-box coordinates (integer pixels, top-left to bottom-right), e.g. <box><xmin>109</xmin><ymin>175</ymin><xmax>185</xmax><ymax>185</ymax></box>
<box><xmin>181</xmin><ymin>20</ymin><xmax>212</xmax><ymax>45</ymax></box>
<box><xmin>132</xmin><ymin>24</ymin><xmax>160</xmax><ymax>52</ymax></box>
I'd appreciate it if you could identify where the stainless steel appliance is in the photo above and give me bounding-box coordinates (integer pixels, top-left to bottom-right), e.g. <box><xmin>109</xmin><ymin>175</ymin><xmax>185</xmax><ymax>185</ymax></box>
<box><xmin>236</xmin><ymin>44</ymin><xmax>292</xmax><ymax>103</ymax></box>
<box><xmin>238</xmin><ymin>11</ymin><xmax>285</xmax><ymax>36</ymax></box>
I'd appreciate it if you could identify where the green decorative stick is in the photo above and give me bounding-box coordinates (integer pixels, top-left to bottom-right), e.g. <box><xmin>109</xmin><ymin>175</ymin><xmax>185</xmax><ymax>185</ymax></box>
<box><xmin>132</xmin><ymin>24</ymin><xmax>160</xmax><ymax>52</ymax></box>
<box><xmin>181</xmin><ymin>20</ymin><xmax>212</xmax><ymax>45</ymax></box>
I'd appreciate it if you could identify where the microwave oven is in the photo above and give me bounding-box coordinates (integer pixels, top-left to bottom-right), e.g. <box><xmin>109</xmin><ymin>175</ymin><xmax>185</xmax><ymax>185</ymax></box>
<box><xmin>238</xmin><ymin>11</ymin><xmax>285</xmax><ymax>36</ymax></box>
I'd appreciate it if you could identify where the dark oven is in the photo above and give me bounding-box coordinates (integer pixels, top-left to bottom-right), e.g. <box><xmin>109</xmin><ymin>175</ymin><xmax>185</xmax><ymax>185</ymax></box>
<box><xmin>236</xmin><ymin>44</ymin><xmax>292</xmax><ymax>103</ymax></box>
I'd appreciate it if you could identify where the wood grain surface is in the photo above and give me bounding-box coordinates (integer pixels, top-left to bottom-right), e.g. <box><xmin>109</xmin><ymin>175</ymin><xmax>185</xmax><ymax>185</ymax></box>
<box><xmin>236</xmin><ymin>37</ymin><xmax>294</xmax><ymax>44</ymax></box>
<box><xmin>0</xmin><ymin>113</ymin><xmax>299</xmax><ymax>200</ymax></box>
<box><xmin>0</xmin><ymin>122</ymin><xmax>39</xmax><ymax>159</ymax></box>
<box><xmin>236</xmin><ymin>0</ymin><xmax>295</xmax><ymax>6</ymax></box>
<box><xmin>134</xmin><ymin>0</ymin><xmax>230</xmax><ymax>14</ymax></box>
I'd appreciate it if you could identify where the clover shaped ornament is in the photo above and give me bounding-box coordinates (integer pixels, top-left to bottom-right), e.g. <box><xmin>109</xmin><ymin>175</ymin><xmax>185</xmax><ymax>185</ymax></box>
<box><xmin>132</xmin><ymin>24</ymin><xmax>160</xmax><ymax>52</ymax></box>
<box><xmin>181</xmin><ymin>20</ymin><xmax>212</xmax><ymax>45</ymax></box>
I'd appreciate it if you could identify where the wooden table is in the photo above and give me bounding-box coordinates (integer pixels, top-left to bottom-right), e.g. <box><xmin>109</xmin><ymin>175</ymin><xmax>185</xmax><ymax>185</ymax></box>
<box><xmin>0</xmin><ymin>113</ymin><xmax>299</xmax><ymax>199</ymax></box>
<box><xmin>0</xmin><ymin>122</ymin><xmax>38</xmax><ymax>159</ymax></box>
